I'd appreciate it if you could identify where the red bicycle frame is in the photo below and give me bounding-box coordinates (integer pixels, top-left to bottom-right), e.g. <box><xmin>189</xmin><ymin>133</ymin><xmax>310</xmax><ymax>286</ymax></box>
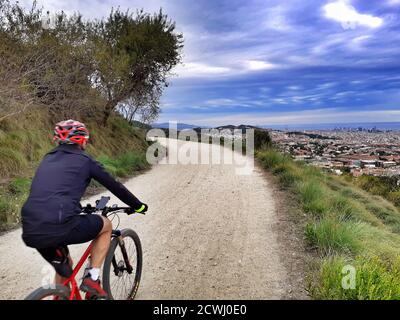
<box><xmin>62</xmin><ymin>242</ymin><xmax>94</xmax><ymax>300</ymax></box>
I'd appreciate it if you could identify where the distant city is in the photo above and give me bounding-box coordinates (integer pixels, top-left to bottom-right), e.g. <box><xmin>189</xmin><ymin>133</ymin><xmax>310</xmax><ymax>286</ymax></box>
<box><xmin>270</xmin><ymin>129</ymin><xmax>400</xmax><ymax>177</ymax></box>
<box><xmin>264</xmin><ymin>122</ymin><xmax>400</xmax><ymax>132</ymax></box>
<box><xmin>152</xmin><ymin>121</ymin><xmax>400</xmax><ymax>178</ymax></box>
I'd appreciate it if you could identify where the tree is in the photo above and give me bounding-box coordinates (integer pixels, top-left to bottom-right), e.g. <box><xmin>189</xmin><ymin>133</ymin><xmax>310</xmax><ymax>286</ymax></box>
<box><xmin>118</xmin><ymin>81</ymin><xmax>161</xmax><ymax>124</ymax></box>
<box><xmin>0</xmin><ymin>1</ymin><xmax>183</xmax><ymax>124</ymax></box>
<box><xmin>254</xmin><ymin>129</ymin><xmax>273</xmax><ymax>150</ymax></box>
<box><xmin>0</xmin><ymin>1</ymin><xmax>98</xmax><ymax>120</ymax></box>
<box><xmin>88</xmin><ymin>8</ymin><xmax>183</xmax><ymax>125</ymax></box>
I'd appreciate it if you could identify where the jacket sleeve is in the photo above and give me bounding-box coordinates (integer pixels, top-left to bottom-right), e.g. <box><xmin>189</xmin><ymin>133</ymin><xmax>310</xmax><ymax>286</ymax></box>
<box><xmin>89</xmin><ymin>159</ymin><xmax>143</xmax><ymax>209</ymax></box>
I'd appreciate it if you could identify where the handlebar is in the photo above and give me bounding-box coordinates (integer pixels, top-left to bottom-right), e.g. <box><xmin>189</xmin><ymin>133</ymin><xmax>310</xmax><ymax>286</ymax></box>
<box><xmin>82</xmin><ymin>196</ymin><xmax>145</xmax><ymax>217</ymax></box>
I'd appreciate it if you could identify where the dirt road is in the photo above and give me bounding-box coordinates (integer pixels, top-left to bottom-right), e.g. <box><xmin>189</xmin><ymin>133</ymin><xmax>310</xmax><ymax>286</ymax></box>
<box><xmin>0</xmin><ymin>139</ymin><xmax>306</xmax><ymax>299</ymax></box>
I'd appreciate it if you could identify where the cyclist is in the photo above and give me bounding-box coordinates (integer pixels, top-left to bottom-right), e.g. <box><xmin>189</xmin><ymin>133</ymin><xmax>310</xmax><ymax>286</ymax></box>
<box><xmin>21</xmin><ymin>119</ymin><xmax>148</xmax><ymax>299</ymax></box>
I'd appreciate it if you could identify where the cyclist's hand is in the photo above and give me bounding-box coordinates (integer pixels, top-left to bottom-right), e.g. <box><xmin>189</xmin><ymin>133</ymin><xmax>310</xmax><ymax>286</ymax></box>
<box><xmin>127</xmin><ymin>203</ymin><xmax>148</xmax><ymax>215</ymax></box>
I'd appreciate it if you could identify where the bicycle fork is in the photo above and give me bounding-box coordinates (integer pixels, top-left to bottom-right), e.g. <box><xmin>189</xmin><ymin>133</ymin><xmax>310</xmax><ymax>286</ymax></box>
<box><xmin>111</xmin><ymin>231</ymin><xmax>134</xmax><ymax>276</ymax></box>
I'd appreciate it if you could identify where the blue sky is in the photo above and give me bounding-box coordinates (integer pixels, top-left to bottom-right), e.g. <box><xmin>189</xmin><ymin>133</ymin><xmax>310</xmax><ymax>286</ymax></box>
<box><xmin>20</xmin><ymin>0</ymin><xmax>400</xmax><ymax>126</ymax></box>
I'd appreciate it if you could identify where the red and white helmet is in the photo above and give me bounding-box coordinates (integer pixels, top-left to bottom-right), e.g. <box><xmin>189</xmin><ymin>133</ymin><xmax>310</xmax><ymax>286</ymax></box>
<box><xmin>53</xmin><ymin>119</ymin><xmax>89</xmax><ymax>147</ymax></box>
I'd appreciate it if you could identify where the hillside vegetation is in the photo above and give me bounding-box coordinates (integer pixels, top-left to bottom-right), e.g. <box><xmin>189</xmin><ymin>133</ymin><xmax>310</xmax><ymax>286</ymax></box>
<box><xmin>346</xmin><ymin>175</ymin><xmax>400</xmax><ymax>209</ymax></box>
<box><xmin>0</xmin><ymin>110</ymin><xmax>151</xmax><ymax>230</ymax></box>
<box><xmin>257</xmin><ymin>146</ymin><xmax>400</xmax><ymax>299</ymax></box>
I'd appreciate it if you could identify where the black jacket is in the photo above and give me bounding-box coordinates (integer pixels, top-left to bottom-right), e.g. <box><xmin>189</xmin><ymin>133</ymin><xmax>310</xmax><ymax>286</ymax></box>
<box><xmin>21</xmin><ymin>144</ymin><xmax>142</xmax><ymax>242</ymax></box>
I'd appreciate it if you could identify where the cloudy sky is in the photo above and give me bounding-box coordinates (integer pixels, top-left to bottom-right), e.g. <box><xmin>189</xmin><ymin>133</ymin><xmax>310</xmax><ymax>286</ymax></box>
<box><xmin>20</xmin><ymin>0</ymin><xmax>400</xmax><ymax>126</ymax></box>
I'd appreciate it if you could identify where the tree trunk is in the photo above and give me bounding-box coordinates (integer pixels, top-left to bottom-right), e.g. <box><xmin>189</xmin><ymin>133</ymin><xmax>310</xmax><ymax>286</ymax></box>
<box><xmin>102</xmin><ymin>101</ymin><xmax>114</xmax><ymax>126</ymax></box>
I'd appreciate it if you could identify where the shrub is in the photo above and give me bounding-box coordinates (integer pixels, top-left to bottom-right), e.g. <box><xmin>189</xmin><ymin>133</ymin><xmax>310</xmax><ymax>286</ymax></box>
<box><xmin>365</xmin><ymin>203</ymin><xmax>400</xmax><ymax>233</ymax></box>
<box><xmin>254</xmin><ymin>129</ymin><xmax>272</xmax><ymax>150</ymax></box>
<box><xmin>0</xmin><ymin>198</ymin><xmax>12</xmax><ymax>225</ymax></box>
<box><xmin>98</xmin><ymin>151</ymin><xmax>149</xmax><ymax>178</ymax></box>
<box><xmin>278</xmin><ymin>169</ymin><xmax>299</xmax><ymax>187</ymax></box>
<box><xmin>257</xmin><ymin>150</ymin><xmax>287</xmax><ymax>169</ymax></box>
<box><xmin>298</xmin><ymin>181</ymin><xmax>329</xmax><ymax>216</ymax></box>
<box><xmin>310</xmin><ymin>255</ymin><xmax>400</xmax><ymax>300</ymax></box>
<box><xmin>303</xmin><ymin>199</ymin><xmax>329</xmax><ymax>217</ymax></box>
<box><xmin>340</xmin><ymin>187</ymin><xmax>366</xmax><ymax>201</ymax></box>
<box><xmin>388</xmin><ymin>191</ymin><xmax>400</xmax><ymax>208</ymax></box>
<box><xmin>328</xmin><ymin>195</ymin><xmax>357</xmax><ymax>220</ymax></box>
<box><xmin>0</xmin><ymin>147</ymin><xmax>28</xmax><ymax>175</ymax></box>
<box><xmin>305</xmin><ymin>218</ymin><xmax>362</xmax><ymax>255</ymax></box>
<box><xmin>8</xmin><ymin>178</ymin><xmax>31</xmax><ymax>195</ymax></box>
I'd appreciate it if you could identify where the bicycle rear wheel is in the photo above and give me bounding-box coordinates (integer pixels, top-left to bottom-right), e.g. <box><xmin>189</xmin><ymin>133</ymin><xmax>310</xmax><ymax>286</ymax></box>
<box><xmin>25</xmin><ymin>285</ymin><xmax>71</xmax><ymax>300</ymax></box>
<box><xmin>102</xmin><ymin>228</ymin><xmax>142</xmax><ymax>300</ymax></box>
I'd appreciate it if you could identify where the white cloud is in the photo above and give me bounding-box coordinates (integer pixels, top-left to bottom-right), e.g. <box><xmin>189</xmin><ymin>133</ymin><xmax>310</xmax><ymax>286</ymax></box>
<box><xmin>323</xmin><ymin>1</ymin><xmax>383</xmax><ymax>29</ymax></box>
<box><xmin>350</xmin><ymin>80</ymin><xmax>363</xmax><ymax>84</ymax></box>
<box><xmin>244</xmin><ymin>60</ymin><xmax>277</xmax><ymax>71</ymax></box>
<box><xmin>387</xmin><ymin>0</ymin><xmax>400</xmax><ymax>5</ymax></box>
<box><xmin>174</xmin><ymin>62</ymin><xmax>231</xmax><ymax>78</ymax></box>
<box><xmin>205</xmin><ymin>99</ymin><xmax>236</xmax><ymax>106</ymax></box>
<box><xmin>271</xmin><ymin>98</ymin><xmax>289</xmax><ymax>104</ymax></box>
<box><xmin>349</xmin><ymin>35</ymin><xmax>372</xmax><ymax>50</ymax></box>
<box><xmin>352</xmin><ymin>35</ymin><xmax>372</xmax><ymax>43</ymax></box>
<box><xmin>174</xmin><ymin>59</ymin><xmax>280</xmax><ymax>79</ymax></box>
<box><xmin>202</xmin><ymin>98</ymin><xmax>255</xmax><ymax>109</ymax></box>
<box><xmin>286</xmin><ymin>85</ymin><xmax>302</xmax><ymax>90</ymax></box>
<box><xmin>314</xmin><ymin>82</ymin><xmax>337</xmax><ymax>91</ymax></box>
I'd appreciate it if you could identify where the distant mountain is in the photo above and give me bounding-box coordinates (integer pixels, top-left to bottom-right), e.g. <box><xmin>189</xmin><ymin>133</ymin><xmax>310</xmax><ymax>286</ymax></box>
<box><xmin>152</xmin><ymin>122</ymin><xmax>206</xmax><ymax>130</ymax></box>
<box><xmin>151</xmin><ymin>123</ymin><xmax>262</xmax><ymax>131</ymax></box>
<box><xmin>215</xmin><ymin>124</ymin><xmax>260</xmax><ymax>130</ymax></box>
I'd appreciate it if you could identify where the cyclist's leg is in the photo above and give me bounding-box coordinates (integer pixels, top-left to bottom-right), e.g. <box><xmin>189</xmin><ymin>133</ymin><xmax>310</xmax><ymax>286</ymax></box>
<box><xmin>90</xmin><ymin>216</ymin><xmax>112</xmax><ymax>269</ymax></box>
<box><xmin>64</xmin><ymin>215</ymin><xmax>111</xmax><ymax>273</ymax></box>
<box><xmin>61</xmin><ymin>214</ymin><xmax>110</xmax><ymax>298</ymax></box>
<box><xmin>54</xmin><ymin>251</ymin><xmax>73</xmax><ymax>284</ymax></box>
<box><xmin>37</xmin><ymin>247</ymin><xmax>73</xmax><ymax>283</ymax></box>
<box><xmin>80</xmin><ymin>216</ymin><xmax>111</xmax><ymax>299</ymax></box>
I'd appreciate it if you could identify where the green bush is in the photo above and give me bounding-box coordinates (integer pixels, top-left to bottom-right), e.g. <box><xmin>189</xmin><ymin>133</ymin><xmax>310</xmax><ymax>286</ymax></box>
<box><xmin>298</xmin><ymin>181</ymin><xmax>329</xmax><ymax>216</ymax></box>
<box><xmin>353</xmin><ymin>175</ymin><xmax>400</xmax><ymax>208</ymax></box>
<box><xmin>8</xmin><ymin>178</ymin><xmax>31</xmax><ymax>195</ymax></box>
<box><xmin>340</xmin><ymin>187</ymin><xmax>366</xmax><ymax>201</ymax></box>
<box><xmin>302</xmin><ymin>199</ymin><xmax>329</xmax><ymax>217</ymax></box>
<box><xmin>257</xmin><ymin>150</ymin><xmax>288</xmax><ymax>169</ymax></box>
<box><xmin>328</xmin><ymin>195</ymin><xmax>357</xmax><ymax>220</ymax></box>
<box><xmin>0</xmin><ymin>147</ymin><xmax>29</xmax><ymax>175</ymax></box>
<box><xmin>305</xmin><ymin>218</ymin><xmax>362</xmax><ymax>255</ymax></box>
<box><xmin>310</xmin><ymin>255</ymin><xmax>400</xmax><ymax>300</ymax></box>
<box><xmin>254</xmin><ymin>129</ymin><xmax>272</xmax><ymax>150</ymax></box>
<box><xmin>0</xmin><ymin>198</ymin><xmax>12</xmax><ymax>225</ymax></box>
<box><xmin>365</xmin><ymin>203</ymin><xmax>400</xmax><ymax>233</ymax></box>
<box><xmin>388</xmin><ymin>191</ymin><xmax>400</xmax><ymax>207</ymax></box>
<box><xmin>277</xmin><ymin>169</ymin><xmax>298</xmax><ymax>187</ymax></box>
<box><xmin>98</xmin><ymin>151</ymin><xmax>149</xmax><ymax>178</ymax></box>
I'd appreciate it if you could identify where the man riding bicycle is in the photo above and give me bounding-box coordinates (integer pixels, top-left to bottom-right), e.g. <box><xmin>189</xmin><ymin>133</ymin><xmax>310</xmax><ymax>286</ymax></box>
<box><xmin>21</xmin><ymin>120</ymin><xmax>148</xmax><ymax>299</ymax></box>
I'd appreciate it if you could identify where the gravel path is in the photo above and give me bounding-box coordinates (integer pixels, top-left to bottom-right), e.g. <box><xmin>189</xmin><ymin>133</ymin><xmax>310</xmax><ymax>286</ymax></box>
<box><xmin>0</xmin><ymin>139</ymin><xmax>305</xmax><ymax>299</ymax></box>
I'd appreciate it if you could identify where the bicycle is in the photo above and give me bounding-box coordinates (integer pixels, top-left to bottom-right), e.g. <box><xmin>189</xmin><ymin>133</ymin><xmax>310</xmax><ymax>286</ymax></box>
<box><xmin>25</xmin><ymin>196</ymin><xmax>144</xmax><ymax>300</ymax></box>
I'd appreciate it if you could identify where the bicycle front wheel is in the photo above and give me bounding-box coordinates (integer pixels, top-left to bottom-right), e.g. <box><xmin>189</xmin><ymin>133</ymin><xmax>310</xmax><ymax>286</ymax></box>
<box><xmin>103</xmin><ymin>228</ymin><xmax>142</xmax><ymax>300</ymax></box>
